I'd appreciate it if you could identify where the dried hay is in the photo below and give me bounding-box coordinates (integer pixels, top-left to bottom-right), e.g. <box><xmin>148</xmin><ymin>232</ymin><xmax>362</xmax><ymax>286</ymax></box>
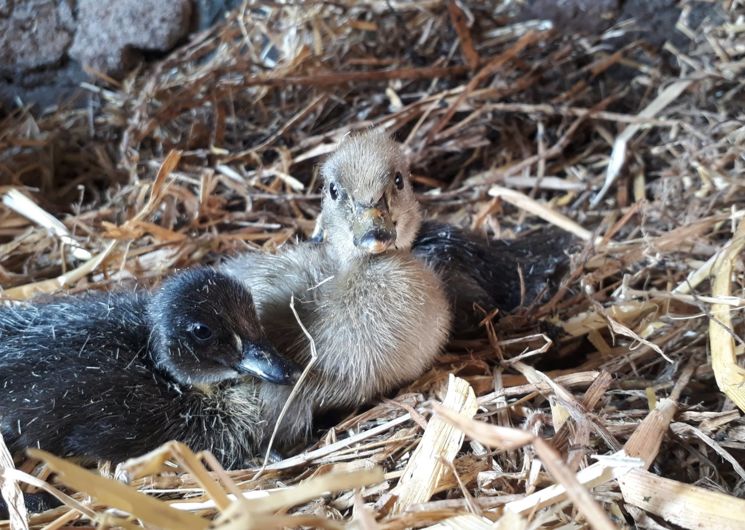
<box><xmin>1</xmin><ymin>0</ymin><xmax>745</xmax><ymax>528</ymax></box>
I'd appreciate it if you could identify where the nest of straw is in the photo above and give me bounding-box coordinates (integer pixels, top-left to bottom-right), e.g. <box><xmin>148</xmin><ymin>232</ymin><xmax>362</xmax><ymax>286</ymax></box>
<box><xmin>1</xmin><ymin>1</ymin><xmax>745</xmax><ymax>528</ymax></box>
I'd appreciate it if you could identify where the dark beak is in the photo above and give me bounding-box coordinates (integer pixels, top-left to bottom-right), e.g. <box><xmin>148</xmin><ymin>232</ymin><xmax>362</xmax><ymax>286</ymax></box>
<box><xmin>351</xmin><ymin>199</ymin><xmax>396</xmax><ymax>254</ymax></box>
<box><xmin>234</xmin><ymin>342</ymin><xmax>300</xmax><ymax>385</ymax></box>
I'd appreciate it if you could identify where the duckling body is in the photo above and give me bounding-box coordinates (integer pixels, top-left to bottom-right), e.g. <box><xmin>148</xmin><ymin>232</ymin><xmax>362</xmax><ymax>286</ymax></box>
<box><xmin>413</xmin><ymin>221</ymin><xmax>575</xmax><ymax>334</ymax></box>
<box><xmin>0</xmin><ymin>268</ymin><xmax>297</xmax><ymax>468</ymax></box>
<box><xmin>224</xmin><ymin>245</ymin><xmax>448</xmax><ymax>446</ymax></box>
<box><xmin>222</xmin><ymin>131</ymin><xmax>451</xmax><ymax>449</ymax></box>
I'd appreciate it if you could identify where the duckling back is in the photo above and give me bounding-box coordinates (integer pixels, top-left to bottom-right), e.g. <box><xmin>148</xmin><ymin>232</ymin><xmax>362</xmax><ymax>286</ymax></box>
<box><xmin>0</xmin><ymin>291</ymin><xmax>149</xmax><ymax>360</ymax></box>
<box><xmin>413</xmin><ymin>221</ymin><xmax>576</xmax><ymax>334</ymax></box>
<box><xmin>0</xmin><ymin>291</ymin><xmax>165</xmax><ymax>460</ymax></box>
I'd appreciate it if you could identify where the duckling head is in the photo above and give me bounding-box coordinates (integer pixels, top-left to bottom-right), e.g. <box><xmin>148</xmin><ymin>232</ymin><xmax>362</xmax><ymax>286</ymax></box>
<box><xmin>148</xmin><ymin>268</ymin><xmax>299</xmax><ymax>386</ymax></box>
<box><xmin>320</xmin><ymin>129</ymin><xmax>422</xmax><ymax>260</ymax></box>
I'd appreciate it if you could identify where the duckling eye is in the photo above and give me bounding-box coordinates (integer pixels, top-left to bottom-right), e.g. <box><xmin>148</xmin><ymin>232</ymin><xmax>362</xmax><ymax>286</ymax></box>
<box><xmin>329</xmin><ymin>182</ymin><xmax>339</xmax><ymax>200</ymax></box>
<box><xmin>394</xmin><ymin>172</ymin><xmax>404</xmax><ymax>190</ymax></box>
<box><xmin>188</xmin><ymin>322</ymin><xmax>214</xmax><ymax>343</ymax></box>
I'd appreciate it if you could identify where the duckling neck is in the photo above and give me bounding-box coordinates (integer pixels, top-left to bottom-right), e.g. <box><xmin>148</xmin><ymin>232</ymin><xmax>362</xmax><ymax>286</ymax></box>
<box><xmin>143</xmin><ymin>312</ymin><xmax>190</xmax><ymax>388</ymax></box>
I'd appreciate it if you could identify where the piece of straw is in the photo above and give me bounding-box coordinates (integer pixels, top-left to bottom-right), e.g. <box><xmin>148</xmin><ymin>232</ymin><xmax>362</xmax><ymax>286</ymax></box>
<box><xmin>708</xmin><ymin>218</ymin><xmax>745</xmax><ymax>412</ymax></box>
<box><xmin>390</xmin><ymin>375</ymin><xmax>477</xmax><ymax>514</ymax></box>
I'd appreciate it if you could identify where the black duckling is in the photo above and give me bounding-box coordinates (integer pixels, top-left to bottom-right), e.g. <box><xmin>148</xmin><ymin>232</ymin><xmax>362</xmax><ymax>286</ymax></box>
<box><xmin>222</xmin><ymin>130</ymin><xmax>451</xmax><ymax>450</ymax></box>
<box><xmin>412</xmin><ymin>221</ymin><xmax>576</xmax><ymax>334</ymax></box>
<box><xmin>0</xmin><ymin>268</ymin><xmax>299</xmax><ymax>469</ymax></box>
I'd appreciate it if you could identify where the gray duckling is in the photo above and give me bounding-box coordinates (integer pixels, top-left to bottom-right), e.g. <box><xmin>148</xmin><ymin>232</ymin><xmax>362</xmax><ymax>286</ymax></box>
<box><xmin>0</xmin><ymin>268</ymin><xmax>299</xmax><ymax>469</ymax></box>
<box><xmin>222</xmin><ymin>130</ymin><xmax>451</xmax><ymax>450</ymax></box>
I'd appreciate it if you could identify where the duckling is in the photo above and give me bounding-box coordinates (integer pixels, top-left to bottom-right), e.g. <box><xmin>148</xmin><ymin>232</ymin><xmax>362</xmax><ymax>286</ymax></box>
<box><xmin>222</xmin><ymin>130</ymin><xmax>451</xmax><ymax>450</ymax></box>
<box><xmin>412</xmin><ymin>221</ymin><xmax>575</xmax><ymax>334</ymax></box>
<box><xmin>308</xmin><ymin>131</ymin><xmax>575</xmax><ymax>336</ymax></box>
<box><xmin>0</xmin><ymin>268</ymin><xmax>299</xmax><ymax>469</ymax></box>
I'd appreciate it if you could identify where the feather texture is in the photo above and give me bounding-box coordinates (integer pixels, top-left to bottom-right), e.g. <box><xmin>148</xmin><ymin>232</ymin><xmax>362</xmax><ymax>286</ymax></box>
<box><xmin>0</xmin><ymin>269</ymin><xmax>286</xmax><ymax>469</ymax></box>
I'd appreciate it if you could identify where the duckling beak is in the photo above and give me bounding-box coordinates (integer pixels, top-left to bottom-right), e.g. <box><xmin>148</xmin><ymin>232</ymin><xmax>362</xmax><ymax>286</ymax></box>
<box><xmin>234</xmin><ymin>342</ymin><xmax>301</xmax><ymax>386</ymax></box>
<box><xmin>352</xmin><ymin>203</ymin><xmax>396</xmax><ymax>254</ymax></box>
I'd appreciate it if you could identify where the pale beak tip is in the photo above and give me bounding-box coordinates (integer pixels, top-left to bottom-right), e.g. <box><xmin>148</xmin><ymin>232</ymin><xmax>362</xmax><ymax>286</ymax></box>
<box><xmin>368</xmin><ymin>240</ymin><xmax>391</xmax><ymax>254</ymax></box>
<box><xmin>355</xmin><ymin>227</ymin><xmax>395</xmax><ymax>254</ymax></box>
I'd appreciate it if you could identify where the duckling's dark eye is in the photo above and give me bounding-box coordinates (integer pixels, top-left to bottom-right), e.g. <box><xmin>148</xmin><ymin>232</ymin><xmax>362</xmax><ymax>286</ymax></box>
<box><xmin>188</xmin><ymin>322</ymin><xmax>213</xmax><ymax>343</ymax></box>
<box><xmin>394</xmin><ymin>172</ymin><xmax>404</xmax><ymax>190</ymax></box>
<box><xmin>329</xmin><ymin>182</ymin><xmax>339</xmax><ymax>200</ymax></box>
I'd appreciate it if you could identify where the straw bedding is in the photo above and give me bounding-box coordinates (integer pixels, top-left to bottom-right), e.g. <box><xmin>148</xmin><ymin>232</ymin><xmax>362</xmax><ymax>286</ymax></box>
<box><xmin>1</xmin><ymin>1</ymin><xmax>744</xmax><ymax>528</ymax></box>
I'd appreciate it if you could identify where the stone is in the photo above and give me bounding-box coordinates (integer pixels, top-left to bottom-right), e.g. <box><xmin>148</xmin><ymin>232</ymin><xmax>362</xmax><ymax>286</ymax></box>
<box><xmin>0</xmin><ymin>62</ymin><xmax>87</xmax><ymax>111</ymax></box>
<box><xmin>0</xmin><ymin>0</ymin><xmax>75</xmax><ymax>73</ymax></box>
<box><xmin>0</xmin><ymin>0</ymin><xmax>14</xmax><ymax>17</ymax></box>
<box><xmin>69</xmin><ymin>0</ymin><xmax>192</xmax><ymax>75</ymax></box>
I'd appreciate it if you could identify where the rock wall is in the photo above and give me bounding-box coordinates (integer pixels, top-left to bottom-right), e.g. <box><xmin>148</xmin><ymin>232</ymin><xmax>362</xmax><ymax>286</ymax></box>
<box><xmin>0</xmin><ymin>0</ymin><xmax>241</xmax><ymax>110</ymax></box>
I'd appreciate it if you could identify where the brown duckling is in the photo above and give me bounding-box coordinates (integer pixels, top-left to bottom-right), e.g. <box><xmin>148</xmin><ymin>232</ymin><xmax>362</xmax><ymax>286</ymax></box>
<box><xmin>0</xmin><ymin>268</ymin><xmax>299</xmax><ymax>469</ymax></box>
<box><xmin>222</xmin><ymin>130</ymin><xmax>451</xmax><ymax>450</ymax></box>
<box><xmin>309</xmin><ymin>131</ymin><xmax>575</xmax><ymax>336</ymax></box>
